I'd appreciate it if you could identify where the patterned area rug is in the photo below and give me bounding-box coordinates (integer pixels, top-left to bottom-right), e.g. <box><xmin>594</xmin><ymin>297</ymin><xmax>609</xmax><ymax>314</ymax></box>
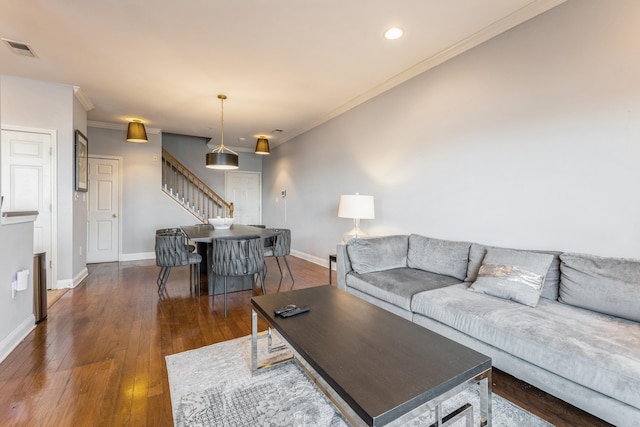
<box><xmin>166</xmin><ymin>336</ymin><xmax>554</xmax><ymax>427</ymax></box>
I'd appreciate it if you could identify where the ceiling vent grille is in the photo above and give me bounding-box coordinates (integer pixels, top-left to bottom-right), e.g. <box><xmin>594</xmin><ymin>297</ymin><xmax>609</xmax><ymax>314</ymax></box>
<box><xmin>2</xmin><ymin>38</ymin><xmax>37</xmax><ymax>58</ymax></box>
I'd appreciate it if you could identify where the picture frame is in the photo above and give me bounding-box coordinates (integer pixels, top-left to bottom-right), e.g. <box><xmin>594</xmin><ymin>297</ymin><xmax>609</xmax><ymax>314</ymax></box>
<box><xmin>75</xmin><ymin>130</ymin><xmax>88</xmax><ymax>192</ymax></box>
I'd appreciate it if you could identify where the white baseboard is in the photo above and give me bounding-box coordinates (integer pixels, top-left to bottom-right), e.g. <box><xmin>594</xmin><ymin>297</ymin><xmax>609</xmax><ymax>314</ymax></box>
<box><xmin>120</xmin><ymin>252</ymin><xmax>155</xmax><ymax>262</ymax></box>
<box><xmin>55</xmin><ymin>267</ymin><xmax>89</xmax><ymax>289</ymax></box>
<box><xmin>74</xmin><ymin>267</ymin><xmax>88</xmax><ymax>287</ymax></box>
<box><xmin>0</xmin><ymin>315</ymin><xmax>36</xmax><ymax>364</ymax></box>
<box><xmin>290</xmin><ymin>250</ymin><xmax>331</xmax><ymax>269</ymax></box>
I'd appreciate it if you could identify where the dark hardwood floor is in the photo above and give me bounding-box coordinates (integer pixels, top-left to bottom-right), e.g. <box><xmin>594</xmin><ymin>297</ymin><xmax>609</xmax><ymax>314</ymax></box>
<box><xmin>0</xmin><ymin>256</ymin><xmax>611</xmax><ymax>426</ymax></box>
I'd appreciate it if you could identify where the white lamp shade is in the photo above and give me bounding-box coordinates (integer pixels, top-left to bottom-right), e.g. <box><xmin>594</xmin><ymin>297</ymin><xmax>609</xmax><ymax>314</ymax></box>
<box><xmin>338</xmin><ymin>194</ymin><xmax>375</xmax><ymax>219</ymax></box>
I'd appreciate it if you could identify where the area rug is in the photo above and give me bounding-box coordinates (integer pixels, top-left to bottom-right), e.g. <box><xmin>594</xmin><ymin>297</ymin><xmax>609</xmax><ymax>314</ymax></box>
<box><xmin>166</xmin><ymin>336</ymin><xmax>554</xmax><ymax>427</ymax></box>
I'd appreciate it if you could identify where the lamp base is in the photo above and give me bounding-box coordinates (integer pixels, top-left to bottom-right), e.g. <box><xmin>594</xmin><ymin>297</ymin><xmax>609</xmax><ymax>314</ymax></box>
<box><xmin>342</xmin><ymin>226</ymin><xmax>368</xmax><ymax>244</ymax></box>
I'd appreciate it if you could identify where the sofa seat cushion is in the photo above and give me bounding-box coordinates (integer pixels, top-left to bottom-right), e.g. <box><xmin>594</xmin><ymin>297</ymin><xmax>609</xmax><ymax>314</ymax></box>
<box><xmin>411</xmin><ymin>284</ymin><xmax>640</xmax><ymax>408</ymax></box>
<box><xmin>346</xmin><ymin>268</ymin><xmax>462</xmax><ymax>311</ymax></box>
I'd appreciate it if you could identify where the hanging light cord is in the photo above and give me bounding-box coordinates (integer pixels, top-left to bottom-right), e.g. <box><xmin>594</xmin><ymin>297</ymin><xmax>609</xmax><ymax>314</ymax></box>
<box><xmin>213</xmin><ymin>94</ymin><xmax>237</xmax><ymax>155</ymax></box>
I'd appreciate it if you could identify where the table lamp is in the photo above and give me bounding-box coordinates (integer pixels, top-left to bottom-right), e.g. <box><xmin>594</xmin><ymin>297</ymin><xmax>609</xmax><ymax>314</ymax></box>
<box><xmin>338</xmin><ymin>194</ymin><xmax>375</xmax><ymax>243</ymax></box>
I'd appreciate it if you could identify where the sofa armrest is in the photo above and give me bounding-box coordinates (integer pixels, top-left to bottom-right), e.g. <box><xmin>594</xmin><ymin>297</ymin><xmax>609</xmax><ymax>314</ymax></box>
<box><xmin>336</xmin><ymin>243</ymin><xmax>352</xmax><ymax>290</ymax></box>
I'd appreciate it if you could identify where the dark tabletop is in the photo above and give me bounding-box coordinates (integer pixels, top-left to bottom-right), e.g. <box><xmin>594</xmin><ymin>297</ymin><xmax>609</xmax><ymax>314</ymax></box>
<box><xmin>252</xmin><ymin>286</ymin><xmax>491</xmax><ymax>426</ymax></box>
<box><xmin>181</xmin><ymin>224</ymin><xmax>277</xmax><ymax>242</ymax></box>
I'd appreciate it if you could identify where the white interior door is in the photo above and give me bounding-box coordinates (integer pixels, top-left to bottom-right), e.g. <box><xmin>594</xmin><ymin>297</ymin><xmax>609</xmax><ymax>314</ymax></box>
<box><xmin>1</xmin><ymin>129</ymin><xmax>54</xmax><ymax>289</ymax></box>
<box><xmin>87</xmin><ymin>157</ymin><xmax>120</xmax><ymax>263</ymax></box>
<box><xmin>225</xmin><ymin>171</ymin><xmax>261</xmax><ymax>225</ymax></box>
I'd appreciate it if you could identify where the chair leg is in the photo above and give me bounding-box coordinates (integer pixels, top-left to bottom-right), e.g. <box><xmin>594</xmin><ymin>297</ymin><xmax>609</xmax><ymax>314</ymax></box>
<box><xmin>158</xmin><ymin>266</ymin><xmax>171</xmax><ymax>300</ymax></box>
<box><xmin>196</xmin><ymin>264</ymin><xmax>201</xmax><ymax>296</ymax></box>
<box><xmin>283</xmin><ymin>256</ymin><xmax>294</xmax><ymax>286</ymax></box>
<box><xmin>224</xmin><ymin>277</ymin><xmax>228</xmax><ymax>318</ymax></box>
<box><xmin>259</xmin><ymin>270</ymin><xmax>266</xmax><ymax>296</ymax></box>
<box><xmin>214</xmin><ymin>274</ymin><xmax>216</xmax><ymax>308</ymax></box>
<box><xmin>274</xmin><ymin>257</ymin><xmax>284</xmax><ymax>279</ymax></box>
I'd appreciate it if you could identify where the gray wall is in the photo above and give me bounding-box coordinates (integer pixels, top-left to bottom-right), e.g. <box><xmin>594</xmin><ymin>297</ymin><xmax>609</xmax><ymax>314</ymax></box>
<box><xmin>1</xmin><ymin>75</ymin><xmax>87</xmax><ymax>284</ymax></box>
<box><xmin>1</xmin><ymin>74</ymin><xmax>87</xmax><ymax>360</ymax></box>
<box><xmin>88</xmin><ymin>128</ymin><xmax>263</xmax><ymax>257</ymax></box>
<box><xmin>263</xmin><ymin>0</ymin><xmax>640</xmax><ymax>262</ymax></box>
<box><xmin>0</xmin><ymin>222</ymin><xmax>34</xmax><ymax>362</ymax></box>
<box><xmin>88</xmin><ymin>126</ymin><xmax>195</xmax><ymax>258</ymax></box>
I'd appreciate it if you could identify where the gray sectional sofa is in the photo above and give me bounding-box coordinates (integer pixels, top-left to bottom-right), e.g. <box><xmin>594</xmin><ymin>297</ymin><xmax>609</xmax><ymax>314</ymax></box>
<box><xmin>336</xmin><ymin>234</ymin><xmax>640</xmax><ymax>427</ymax></box>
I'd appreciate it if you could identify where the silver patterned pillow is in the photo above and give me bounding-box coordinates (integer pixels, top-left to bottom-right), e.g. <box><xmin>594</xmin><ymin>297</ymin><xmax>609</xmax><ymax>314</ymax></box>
<box><xmin>469</xmin><ymin>248</ymin><xmax>554</xmax><ymax>307</ymax></box>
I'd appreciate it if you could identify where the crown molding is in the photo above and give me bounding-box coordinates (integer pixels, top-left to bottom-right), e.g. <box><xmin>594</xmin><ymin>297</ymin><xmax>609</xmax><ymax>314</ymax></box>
<box><xmin>73</xmin><ymin>86</ymin><xmax>94</xmax><ymax>111</ymax></box>
<box><xmin>88</xmin><ymin>120</ymin><xmax>161</xmax><ymax>134</ymax></box>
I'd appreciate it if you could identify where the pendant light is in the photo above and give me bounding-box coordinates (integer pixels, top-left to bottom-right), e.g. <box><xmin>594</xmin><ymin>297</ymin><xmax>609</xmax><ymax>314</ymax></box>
<box><xmin>254</xmin><ymin>136</ymin><xmax>270</xmax><ymax>155</ymax></box>
<box><xmin>126</xmin><ymin>119</ymin><xmax>148</xmax><ymax>143</ymax></box>
<box><xmin>206</xmin><ymin>94</ymin><xmax>239</xmax><ymax>170</ymax></box>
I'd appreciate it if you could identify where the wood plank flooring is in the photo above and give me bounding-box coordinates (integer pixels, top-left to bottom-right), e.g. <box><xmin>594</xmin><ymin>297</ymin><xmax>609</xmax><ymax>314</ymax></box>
<box><xmin>0</xmin><ymin>257</ymin><xmax>611</xmax><ymax>426</ymax></box>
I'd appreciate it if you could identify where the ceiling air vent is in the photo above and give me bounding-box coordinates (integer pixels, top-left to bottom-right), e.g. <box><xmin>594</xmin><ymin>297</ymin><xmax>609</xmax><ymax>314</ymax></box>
<box><xmin>2</xmin><ymin>38</ymin><xmax>37</xmax><ymax>58</ymax></box>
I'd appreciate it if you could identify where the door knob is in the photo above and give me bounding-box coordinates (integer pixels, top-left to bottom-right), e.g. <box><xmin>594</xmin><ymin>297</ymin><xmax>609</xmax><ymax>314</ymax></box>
<box><xmin>112</xmin><ymin>214</ymin><xmax>117</xmax><ymax>218</ymax></box>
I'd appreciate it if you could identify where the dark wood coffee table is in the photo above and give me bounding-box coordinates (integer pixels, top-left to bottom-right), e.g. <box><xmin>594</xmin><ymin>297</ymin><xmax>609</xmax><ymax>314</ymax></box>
<box><xmin>251</xmin><ymin>286</ymin><xmax>492</xmax><ymax>427</ymax></box>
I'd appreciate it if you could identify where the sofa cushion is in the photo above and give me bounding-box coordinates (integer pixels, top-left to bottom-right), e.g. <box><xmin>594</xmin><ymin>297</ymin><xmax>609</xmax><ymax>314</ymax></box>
<box><xmin>559</xmin><ymin>253</ymin><xmax>640</xmax><ymax>322</ymax></box>
<box><xmin>407</xmin><ymin>234</ymin><xmax>471</xmax><ymax>281</ymax></box>
<box><xmin>469</xmin><ymin>248</ymin><xmax>553</xmax><ymax>307</ymax></box>
<box><xmin>465</xmin><ymin>243</ymin><xmax>561</xmax><ymax>301</ymax></box>
<box><xmin>346</xmin><ymin>268</ymin><xmax>461</xmax><ymax>311</ymax></box>
<box><xmin>347</xmin><ymin>235</ymin><xmax>408</xmax><ymax>274</ymax></box>
<box><xmin>411</xmin><ymin>284</ymin><xmax>640</xmax><ymax>409</ymax></box>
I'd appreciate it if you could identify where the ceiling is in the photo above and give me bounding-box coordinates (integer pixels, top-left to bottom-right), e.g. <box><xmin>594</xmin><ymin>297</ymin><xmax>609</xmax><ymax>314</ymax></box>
<box><xmin>0</xmin><ymin>0</ymin><xmax>565</xmax><ymax>151</ymax></box>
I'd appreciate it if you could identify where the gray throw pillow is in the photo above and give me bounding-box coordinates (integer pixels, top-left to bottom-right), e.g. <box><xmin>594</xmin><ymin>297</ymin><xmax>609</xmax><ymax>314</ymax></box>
<box><xmin>469</xmin><ymin>248</ymin><xmax>554</xmax><ymax>307</ymax></box>
<box><xmin>347</xmin><ymin>235</ymin><xmax>408</xmax><ymax>274</ymax></box>
<box><xmin>407</xmin><ymin>234</ymin><xmax>470</xmax><ymax>280</ymax></box>
<box><xmin>465</xmin><ymin>243</ymin><xmax>561</xmax><ymax>301</ymax></box>
<box><xmin>559</xmin><ymin>253</ymin><xmax>640</xmax><ymax>322</ymax></box>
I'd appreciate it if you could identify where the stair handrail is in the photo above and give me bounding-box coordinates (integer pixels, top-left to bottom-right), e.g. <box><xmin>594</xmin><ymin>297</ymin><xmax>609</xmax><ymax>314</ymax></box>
<box><xmin>162</xmin><ymin>148</ymin><xmax>234</xmax><ymax>221</ymax></box>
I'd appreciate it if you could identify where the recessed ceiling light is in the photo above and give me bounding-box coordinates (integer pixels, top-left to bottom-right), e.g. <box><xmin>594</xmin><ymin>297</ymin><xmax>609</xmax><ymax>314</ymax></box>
<box><xmin>384</xmin><ymin>27</ymin><xmax>404</xmax><ymax>40</ymax></box>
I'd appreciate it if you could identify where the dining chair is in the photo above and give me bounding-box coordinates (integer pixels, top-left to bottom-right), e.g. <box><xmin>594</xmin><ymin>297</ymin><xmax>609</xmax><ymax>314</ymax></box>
<box><xmin>263</xmin><ymin>228</ymin><xmax>294</xmax><ymax>287</ymax></box>
<box><xmin>210</xmin><ymin>237</ymin><xmax>265</xmax><ymax>317</ymax></box>
<box><xmin>155</xmin><ymin>228</ymin><xmax>202</xmax><ymax>299</ymax></box>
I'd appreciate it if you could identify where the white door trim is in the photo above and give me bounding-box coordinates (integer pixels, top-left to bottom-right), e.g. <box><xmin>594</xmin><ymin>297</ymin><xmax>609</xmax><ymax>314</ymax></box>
<box><xmin>88</xmin><ymin>155</ymin><xmax>124</xmax><ymax>261</ymax></box>
<box><xmin>1</xmin><ymin>124</ymin><xmax>58</xmax><ymax>289</ymax></box>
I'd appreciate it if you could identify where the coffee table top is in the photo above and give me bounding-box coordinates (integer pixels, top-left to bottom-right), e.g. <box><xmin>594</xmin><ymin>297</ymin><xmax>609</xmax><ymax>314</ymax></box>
<box><xmin>251</xmin><ymin>286</ymin><xmax>491</xmax><ymax>426</ymax></box>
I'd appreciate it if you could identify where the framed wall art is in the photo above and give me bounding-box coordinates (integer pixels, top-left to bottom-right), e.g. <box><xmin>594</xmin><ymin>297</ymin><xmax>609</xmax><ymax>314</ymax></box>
<box><xmin>75</xmin><ymin>130</ymin><xmax>88</xmax><ymax>192</ymax></box>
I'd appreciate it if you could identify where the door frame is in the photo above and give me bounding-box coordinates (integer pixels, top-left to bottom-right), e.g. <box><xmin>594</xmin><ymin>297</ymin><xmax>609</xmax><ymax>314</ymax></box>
<box><xmin>1</xmin><ymin>124</ymin><xmax>58</xmax><ymax>289</ymax></box>
<box><xmin>88</xmin><ymin>155</ymin><xmax>123</xmax><ymax>262</ymax></box>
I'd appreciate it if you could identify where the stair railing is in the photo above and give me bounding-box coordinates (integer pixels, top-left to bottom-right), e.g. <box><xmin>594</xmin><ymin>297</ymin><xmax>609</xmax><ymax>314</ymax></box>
<box><xmin>161</xmin><ymin>148</ymin><xmax>234</xmax><ymax>222</ymax></box>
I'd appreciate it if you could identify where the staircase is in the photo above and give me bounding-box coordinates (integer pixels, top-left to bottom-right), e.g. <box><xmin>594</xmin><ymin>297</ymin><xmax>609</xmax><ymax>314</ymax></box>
<box><xmin>161</xmin><ymin>148</ymin><xmax>234</xmax><ymax>223</ymax></box>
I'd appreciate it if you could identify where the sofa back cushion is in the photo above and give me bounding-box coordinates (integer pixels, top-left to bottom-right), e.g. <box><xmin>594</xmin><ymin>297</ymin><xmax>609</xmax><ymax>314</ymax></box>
<box><xmin>559</xmin><ymin>253</ymin><xmax>640</xmax><ymax>322</ymax></box>
<box><xmin>469</xmin><ymin>248</ymin><xmax>554</xmax><ymax>307</ymax></box>
<box><xmin>407</xmin><ymin>234</ymin><xmax>471</xmax><ymax>280</ymax></box>
<box><xmin>347</xmin><ymin>235</ymin><xmax>408</xmax><ymax>274</ymax></box>
<box><xmin>465</xmin><ymin>243</ymin><xmax>561</xmax><ymax>300</ymax></box>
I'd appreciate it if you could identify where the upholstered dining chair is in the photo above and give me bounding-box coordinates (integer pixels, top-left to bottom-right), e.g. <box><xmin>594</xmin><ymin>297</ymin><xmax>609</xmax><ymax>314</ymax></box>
<box><xmin>263</xmin><ymin>228</ymin><xmax>294</xmax><ymax>287</ymax></box>
<box><xmin>155</xmin><ymin>228</ymin><xmax>202</xmax><ymax>299</ymax></box>
<box><xmin>210</xmin><ymin>237</ymin><xmax>265</xmax><ymax>317</ymax></box>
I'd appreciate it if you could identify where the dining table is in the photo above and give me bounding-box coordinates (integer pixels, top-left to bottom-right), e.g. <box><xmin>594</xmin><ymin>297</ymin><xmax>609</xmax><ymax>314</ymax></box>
<box><xmin>181</xmin><ymin>224</ymin><xmax>278</xmax><ymax>295</ymax></box>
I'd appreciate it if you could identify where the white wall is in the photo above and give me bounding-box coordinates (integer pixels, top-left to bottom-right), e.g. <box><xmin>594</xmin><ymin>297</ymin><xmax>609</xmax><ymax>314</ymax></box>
<box><xmin>263</xmin><ymin>0</ymin><xmax>640</xmax><ymax>261</ymax></box>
